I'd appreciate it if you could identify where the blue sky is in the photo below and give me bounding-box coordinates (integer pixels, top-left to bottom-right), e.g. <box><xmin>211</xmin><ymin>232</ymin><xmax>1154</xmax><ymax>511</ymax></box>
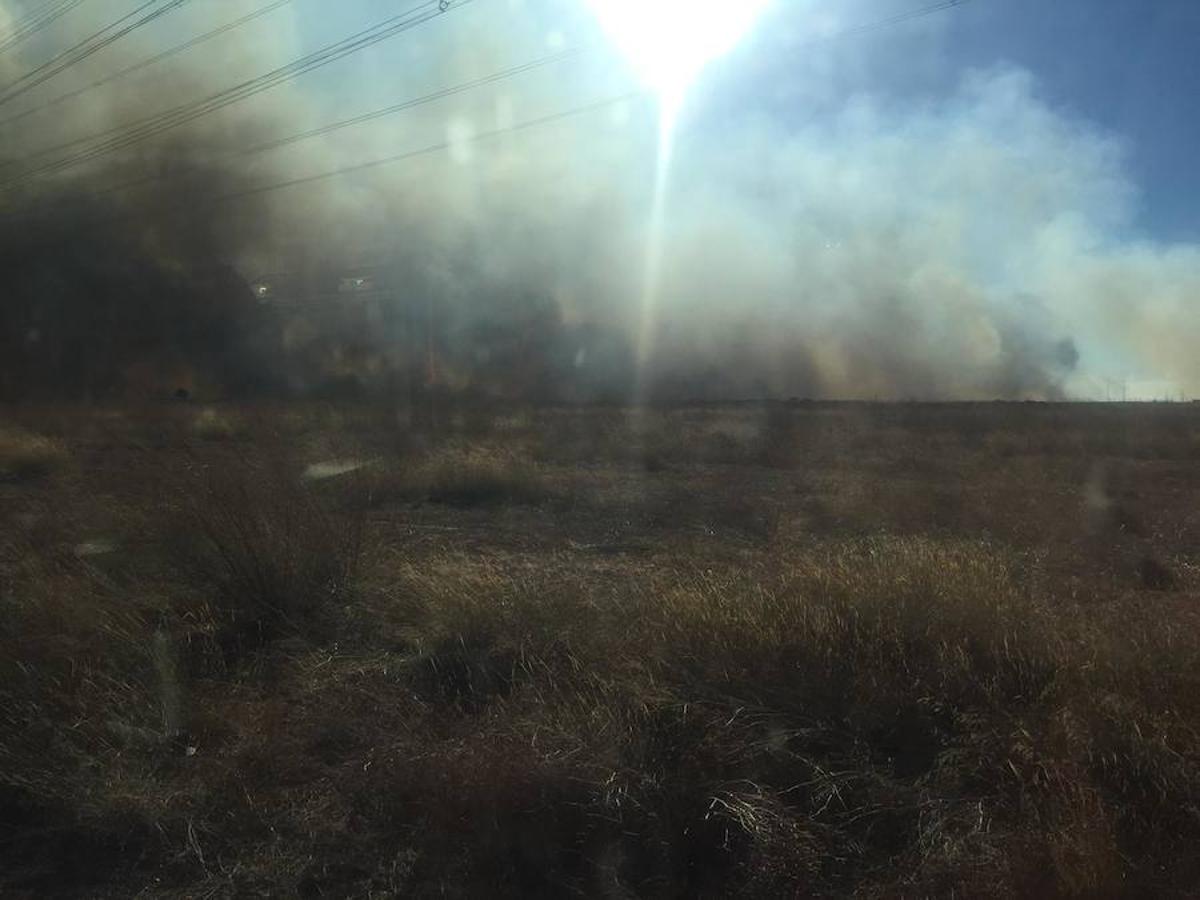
<box><xmin>933</xmin><ymin>0</ymin><xmax>1199</xmax><ymax>243</ymax></box>
<box><xmin>691</xmin><ymin>0</ymin><xmax>1198</xmax><ymax>243</ymax></box>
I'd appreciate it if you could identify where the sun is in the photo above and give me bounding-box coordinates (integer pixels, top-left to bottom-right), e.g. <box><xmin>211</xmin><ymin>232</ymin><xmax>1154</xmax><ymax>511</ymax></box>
<box><xmin>584</xmin><ymin>0</ymin><xmax>772</xmax><ymax>408</ymax></box>
<box><xmin>585</xmin><ymin>0</ymin><xmax>772</xmax><ymax>112</ymax></box>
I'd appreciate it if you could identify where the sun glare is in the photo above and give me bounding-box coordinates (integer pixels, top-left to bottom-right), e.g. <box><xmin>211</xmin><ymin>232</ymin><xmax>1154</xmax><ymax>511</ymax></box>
<box><xmin>584</xmin><ymin>0</ymin><xmax>772</xmax><ymax>412</ymax></box>
<box><xmin>585</xmin><ymin>0</ymin><xmax>772</xmax><ymax>111</ymax></box>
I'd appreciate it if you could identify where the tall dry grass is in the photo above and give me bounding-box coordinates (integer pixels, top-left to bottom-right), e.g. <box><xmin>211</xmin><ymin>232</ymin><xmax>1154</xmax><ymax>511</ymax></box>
<box><xmin>0</xmin><ymin>529</ymin><xmax>171</xmax><ymax>893</ymax></box>
<box><xmin>380</xmin><ymin>538</ymin><xmax>1200</xmax><ymax>895</ymax></box>
<box><xmin>172</xmin><ymin>453</ymin><xmax>363</xmax><ymax>652</ymax></box>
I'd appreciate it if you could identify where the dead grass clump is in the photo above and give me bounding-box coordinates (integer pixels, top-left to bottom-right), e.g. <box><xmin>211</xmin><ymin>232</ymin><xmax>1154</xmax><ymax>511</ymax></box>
<box><xmin>422</xmin><ymin>453</ymin><xmax>551</xmax><ymax>507</ymax></box>
<box><xmin>1137</xmin><ymin>554</ymin><xmax>1176</xmax><ymax>591</ymax></box>
<box><xmin>189</xmin><ymin>407</ymin><xmax>247</xmax><ymax>441</ymax></box>
<box><xmin>173</xmin><ymin>457</ymin><xmax>362</xmax><ymax>652</ymax></box>
<box><xmin>350</xmin><ymin>449</ymin><xmax>555</xmax><ymax>509</ymax></box>
<box><xmin>390</xmin><ymin>560</ymin><xmax>592</xmax><ymax>709</ymax></box>
<box><xmin>0</xmin><ymin>426</ymin><xmax>69</xmax><ymax>481</ymax></box>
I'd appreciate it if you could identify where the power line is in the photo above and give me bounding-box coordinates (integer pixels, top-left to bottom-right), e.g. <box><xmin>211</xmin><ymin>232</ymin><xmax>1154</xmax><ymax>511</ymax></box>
<box><xmin>247</xmin><ymin>45</ymin><xmax>589</xmax><ymax>155</ymax></box>
<box><xmin>5</xmin><ymin>0</ymin><xmax>162</xmax><ymax>90</ymax></box>
<box><xmin>2</xmin><ymin>0</ymin><xmax>977</xmax><ymax>208</ymax></box>
<box><xmin>7</xmin><ymin>1</ymin><xmax>450</xmax><ymax>167</ymax></box>
<box><xmin>832</xmin><ymin>0</ymin><xmax>974</xmax><ymax>39</ymax></box>
<box><xmin>0</xmin><ymin>0</ymin><xmax>294</xmax><ymax>130</ymax></box>
<box><xmin>88</xmin><ymin>0</ymin><xmax>981</xmax><ymax>203</ymax></box>
<box><xmin>156</xmin><ymin>0</ymin><xmax>984</xmax><ymax>207</ymax></box>
<box><xmin>0</xmin><ymin>0</ymin><xmax>86</xmax><ymax>56</ymax></box>
<box><xmin>3</xmin><ymin>0</ymin><xmax>972</xmax><ymax>193</ymax></box>
<box><xmin>128</xmin><ymin>91</ymin><xmax>649</xmax><ymax>219</ymax></box>
<box><xmin>1</xmin><ymin>93</ymin><xmax>642</xmax><ymax>235</ymax></box>
<box><xmin>0</xmin><ymin>0</ymin><xmax>191</xmax><ymax>108</ymax></box>
<box><xmin>80</xmin><ymin>43</ymin><xmax>589</xmax><ymax>202</ymax></box>
<box><xmin>0</xmin><ymin>0</ymin><xmax>473</xmax><ymax>189</ymax></box>
<box><xmin>0</xmin><ymin>0</ymin><xmax>83</xmax><ymax>51</ymax></box>
<box><xmin>1</xmin><ymin>0</ymin><xmax>70</xmax><ymax>41</ymax></box>
<box><xmin>5</xmin><ymin>0</ymin><xmax>448</xmax><ymax>168</ymax></box>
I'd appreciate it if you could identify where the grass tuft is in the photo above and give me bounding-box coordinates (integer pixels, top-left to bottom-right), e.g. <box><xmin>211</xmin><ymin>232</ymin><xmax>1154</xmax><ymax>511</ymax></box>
<box><xmin>190</xmin><ymin>407</ymin><xmax>247</xmax><ymax>441</ymax></box>
<box><xmin>0</xmin><ymin>426</ymin><xmax>69</xmax><ymax>481</ymax></box>
<box><xmin>343</xmin><ymin>448</ymin><xmax>556</xmax><ymax>509</ymax></box>
<box><xmin>173</xmin><ymin>455</ymin><xmax>362</xmax><ymax>653</ymax></box>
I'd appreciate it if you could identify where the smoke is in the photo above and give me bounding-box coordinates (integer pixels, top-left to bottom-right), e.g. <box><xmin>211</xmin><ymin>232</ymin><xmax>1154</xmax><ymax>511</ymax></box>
<box><xmin>0</xmin><ymin>0</ymin><xmax>301</xmax><ymax>399</ymax></box>
<box><xmin>0</xmin><ymin>145</ymin><xmax>279</xmax><ymax>399</ymax></box>
<box><xmin>0</xmin><ymin>0</ymin><xmax>1196</xmax><ymax>401</ymax></box>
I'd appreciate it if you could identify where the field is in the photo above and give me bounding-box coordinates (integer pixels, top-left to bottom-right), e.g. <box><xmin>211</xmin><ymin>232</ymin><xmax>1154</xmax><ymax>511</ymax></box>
<box><xmin>3</xmin><ymin>400</ymin><xmax>1200</xmax><ymax>897</ymax></box>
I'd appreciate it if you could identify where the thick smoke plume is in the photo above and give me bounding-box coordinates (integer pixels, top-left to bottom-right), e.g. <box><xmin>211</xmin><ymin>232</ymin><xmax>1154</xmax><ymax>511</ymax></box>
<box><xmin>0</xmin><ymin>147</ymin><xmax>276</xmax><ymax>400</ymax></box>
<box><xmin>0</xmin><ymin>0</ymin><xmax>1196</xmax><ymax>402</ymax></box>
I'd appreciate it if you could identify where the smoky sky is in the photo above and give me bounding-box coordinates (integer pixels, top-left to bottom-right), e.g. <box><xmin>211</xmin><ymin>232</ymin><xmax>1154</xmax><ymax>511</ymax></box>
<box><xmin>0</xmin><ymin>0</ymin><xmax>1197</xmax><ymax>401</ymax></box>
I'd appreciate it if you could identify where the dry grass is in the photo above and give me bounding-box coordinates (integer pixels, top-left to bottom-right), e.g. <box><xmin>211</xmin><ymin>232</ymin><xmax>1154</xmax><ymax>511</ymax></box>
<box><xmin>189</xmin><ymin>406</ymin><xmax>248</xmax><ymax>441</ymax></box>
<box><xmin>0</xmin><ymin>532</ymin><xmax>171</xmax><ymax>894</ymax></box>
<box><xmin>355</xmin><ymin>536</ymin><xmax>1200</xmax><ymax>896</ymax></box>
<box><xmin>416</xmin><ymin>451</ymin><xmax>553</xmax><ymax>507</ymax></box>
<box><xmin>339</xmin><ymin>447</ymin><xmax>557</xmax><ymax>510</ymax></box>
<box><xmin>3</xmin><ymin>402</ymin><xmax>1200</xmax><ymax>896</ymax></box>
<box><xmin>172</xmin><ymin>453</ymin><xmax>363</xmax><ymax>653</ymax></box>
<box><xmin>0</xmin><ymin>425</ymin><xmax>69</xmax><ymax>480</ymax></box>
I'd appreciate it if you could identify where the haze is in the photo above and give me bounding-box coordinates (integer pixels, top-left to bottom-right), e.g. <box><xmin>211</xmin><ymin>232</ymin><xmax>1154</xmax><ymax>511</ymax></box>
<box><xmin>0</xmin><ymin>0</ymin><xmax>1196</xmax><ymax>400</ymax></box>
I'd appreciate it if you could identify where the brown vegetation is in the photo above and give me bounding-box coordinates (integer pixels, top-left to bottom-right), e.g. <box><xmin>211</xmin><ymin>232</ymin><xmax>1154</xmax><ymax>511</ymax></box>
<box><xmin>2</xmin><ymin>401</ymin><xmax>1200</xmax><ymax>897</ymax></box>
<box><xmin>0</xmin><ymin>426</ymin><xmax>68</xmax><ymax>481</ymax></box>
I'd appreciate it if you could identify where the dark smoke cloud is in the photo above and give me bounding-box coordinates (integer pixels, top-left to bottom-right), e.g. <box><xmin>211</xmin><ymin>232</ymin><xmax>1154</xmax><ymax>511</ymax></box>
<box><xmin>0</xmin><ymin>143</ymin><xmax>278</xmax><ymax>400</ymax></box>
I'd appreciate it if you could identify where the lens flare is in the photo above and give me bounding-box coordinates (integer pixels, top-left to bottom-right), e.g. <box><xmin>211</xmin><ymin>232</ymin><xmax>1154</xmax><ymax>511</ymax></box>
<box><xmin>586</xmin><ymin>0</ymin><xmax>772</xmax><ymax>416</ymax></box>
<box><xmin>585</xmin><ymin>0</ymin><xmax>772</xmax><ymax>110</ymax></box>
